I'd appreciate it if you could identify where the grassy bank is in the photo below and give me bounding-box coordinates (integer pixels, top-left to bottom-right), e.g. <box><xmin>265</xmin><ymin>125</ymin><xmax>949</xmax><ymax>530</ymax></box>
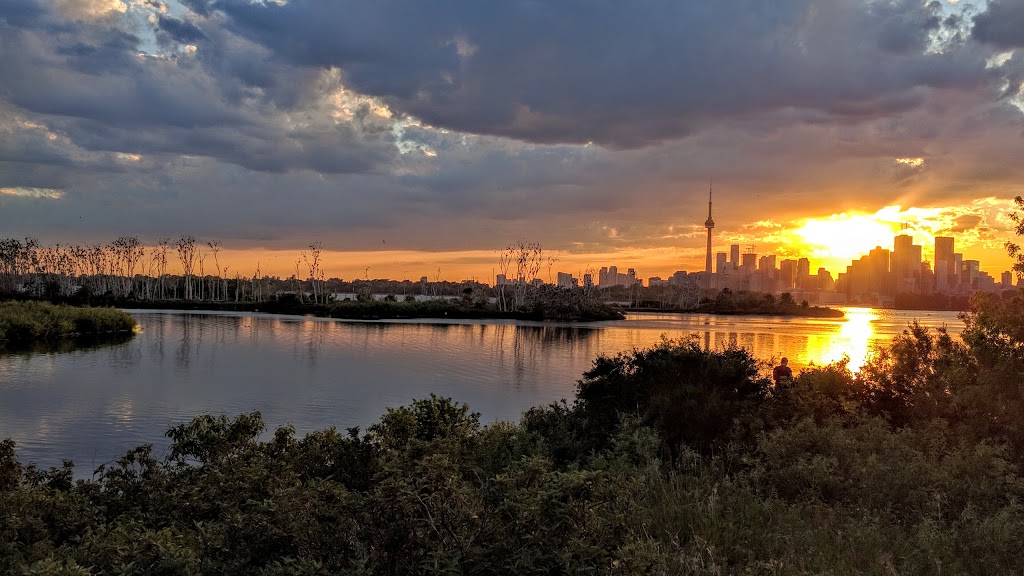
<box><xmin>0</xmin><ymin>301</ymin><xmax>136</xmax><ymax>350</ymax></box>
<box><xmin>3</xmin><ymin>291</ymin><xmax>1024</xmax><ymax>574</ymax></box>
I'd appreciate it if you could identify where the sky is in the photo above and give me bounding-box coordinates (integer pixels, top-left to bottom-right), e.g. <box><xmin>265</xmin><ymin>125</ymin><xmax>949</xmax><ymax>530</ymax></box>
<box><xmin>1</xmin><ymin>0</ymin><xmax>1023</xmax><ymax>282</ymax></box>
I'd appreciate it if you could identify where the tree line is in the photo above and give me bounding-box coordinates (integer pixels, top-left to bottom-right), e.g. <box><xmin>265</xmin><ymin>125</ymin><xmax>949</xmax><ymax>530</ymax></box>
<box><xmin>0</xmin><ymin>237</ymin><xmax>332</xmax><ymax>304</ymax></box>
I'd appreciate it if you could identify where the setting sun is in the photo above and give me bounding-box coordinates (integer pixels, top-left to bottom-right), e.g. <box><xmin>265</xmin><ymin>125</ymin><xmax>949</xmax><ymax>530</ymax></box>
<box><xmin>791</xmin><ymin>213</ymin><xmax>899</xmax><ymax>263</ymax></box>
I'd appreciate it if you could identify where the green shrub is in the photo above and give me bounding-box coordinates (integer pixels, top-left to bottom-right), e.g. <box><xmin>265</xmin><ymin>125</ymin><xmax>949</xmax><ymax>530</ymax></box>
<box><xmin>0</xmin><ymin>301</ymin><xmax>136</xmax><ymax>349</ymax></box>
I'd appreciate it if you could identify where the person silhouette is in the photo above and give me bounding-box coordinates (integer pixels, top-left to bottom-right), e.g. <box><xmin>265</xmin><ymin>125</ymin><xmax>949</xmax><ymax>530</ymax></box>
<box><xmin>773</xmin><ymin>357</ymin><xmax>793</xmax><ymax>386</ymax></box>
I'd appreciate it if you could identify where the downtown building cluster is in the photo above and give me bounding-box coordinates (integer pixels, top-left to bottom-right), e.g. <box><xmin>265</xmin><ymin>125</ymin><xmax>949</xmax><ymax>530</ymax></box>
<box><xmin>662</xmin><ymin>233</ymin><xmax>1016</xmax><ymax>304</ymax></box>
<box><xmin>834</xmin><ymin>234</ymin><xmax>1013</xmax><ymax>297</ymax></box>
<box><xmin>552</xmin><ymin>234</ymin><xmax>1016</xmax><ymax>306</ymax></box>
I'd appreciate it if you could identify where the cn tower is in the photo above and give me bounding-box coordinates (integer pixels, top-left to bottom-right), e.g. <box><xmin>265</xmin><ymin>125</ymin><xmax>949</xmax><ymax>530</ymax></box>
<box><xmin>704</xmin><ymin>181</ymin><xmax>714</xmax><ymax>290</ymax></box>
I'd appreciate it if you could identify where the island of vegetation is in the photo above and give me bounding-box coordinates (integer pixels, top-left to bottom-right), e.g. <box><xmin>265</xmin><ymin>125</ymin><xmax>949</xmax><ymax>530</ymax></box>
<box><xmin>3</xmin><ymin>287</ymin><xmax>1024</xmax><ymax>574</ymax></box>
<box><xmin>0</xmin><ymin>301</ymin><xmax>136</xmax><ymax>352</ymax></box>
<box><xmin>695</xmin><ymin>288</ymin><xmax>845</xmax><ymax>317</ymax></box>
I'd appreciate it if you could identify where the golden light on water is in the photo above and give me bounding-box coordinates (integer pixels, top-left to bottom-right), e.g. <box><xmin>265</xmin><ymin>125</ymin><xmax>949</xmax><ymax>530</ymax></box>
<box><xmin>802</xmin><ymin>307</ymin><xmax>878</xmax><ymax>372</ymax></box>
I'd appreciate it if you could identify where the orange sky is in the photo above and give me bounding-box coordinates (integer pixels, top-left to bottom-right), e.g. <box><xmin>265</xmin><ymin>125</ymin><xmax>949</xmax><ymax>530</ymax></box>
<box><xmin>196</xmin><ymin>200</ymin><xmax>1019</xmax><ymax>283</ymax></box>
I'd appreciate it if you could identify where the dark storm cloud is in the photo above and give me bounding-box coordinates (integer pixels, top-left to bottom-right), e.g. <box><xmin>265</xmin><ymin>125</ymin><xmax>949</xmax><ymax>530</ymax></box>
<box><xmin>972</xmin><ymin>0</ymin><xmax>1024</xmax><ymax>49</ymax></box>
<box><xmin>158</xmin><ymin>15</ymin><xmax>207</xmax><ymax>44</ymax></box>
<box><xmin>208</xmin><ymin>0</ymin><xmax>991</xmax><ymax>147</ymax></box>
<box><xmin>0</xmin><ymin>0</ymin><xmax>47</xmax><ymax>28</ymax></box>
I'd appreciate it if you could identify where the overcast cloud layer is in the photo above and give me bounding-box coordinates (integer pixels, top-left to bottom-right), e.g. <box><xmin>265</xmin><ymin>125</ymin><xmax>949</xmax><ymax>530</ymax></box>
<box><xmin>1</xmin><ymin>0</ymin><xmax>1023</xmax><ymax>276</ymax></box>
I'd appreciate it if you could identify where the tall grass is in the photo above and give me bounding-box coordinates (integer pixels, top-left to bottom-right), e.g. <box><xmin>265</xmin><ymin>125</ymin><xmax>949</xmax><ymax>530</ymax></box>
<box><xmin>0</xmin><ymin>301</ymin><xmax>136</xmax><ymax>346</ymax></box>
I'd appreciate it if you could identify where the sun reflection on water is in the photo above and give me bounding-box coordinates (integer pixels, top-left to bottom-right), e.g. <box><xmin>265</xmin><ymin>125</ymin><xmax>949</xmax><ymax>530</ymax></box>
<box><xmin>804</xmin><ymin>307</ymin><xmax>877</xmax><ymax>372</ymax></box>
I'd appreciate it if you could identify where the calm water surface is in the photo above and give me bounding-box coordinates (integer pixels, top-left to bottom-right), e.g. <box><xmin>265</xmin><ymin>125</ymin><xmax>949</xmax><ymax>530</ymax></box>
<box><xmin>0</xmin><ymin>307</ymin><xmax>961</xmax><ymax>471</ymax></box>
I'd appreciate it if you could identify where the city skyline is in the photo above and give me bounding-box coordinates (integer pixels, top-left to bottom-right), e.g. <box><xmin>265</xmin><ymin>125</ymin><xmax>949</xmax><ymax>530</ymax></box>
<box><xmin>5</xmin><ymin>213</ymin><xmax>1014</xmax><ymax>291</ymax></box>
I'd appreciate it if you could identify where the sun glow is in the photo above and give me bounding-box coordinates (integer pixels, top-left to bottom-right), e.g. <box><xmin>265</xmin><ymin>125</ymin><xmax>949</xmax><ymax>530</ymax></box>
<box><xmin>791</xmin><ymin>212</ymin><xmax>901</xmax><ymax>264</ymax></box>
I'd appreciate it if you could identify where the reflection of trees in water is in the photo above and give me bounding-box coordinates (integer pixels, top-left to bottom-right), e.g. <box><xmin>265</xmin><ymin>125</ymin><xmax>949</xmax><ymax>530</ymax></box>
<box><xmin>304</xmin><ymin>320</ymin><xmax>328</xmax><ymax>366</ymax></box>
<box><xmin>175</xmin><ymin>315</ymin><xmax>193</xmax><ymax>370</ymax></box>
<box><xmin>175</xmin><ymin>313</ymin><xmax>213</xmax><ymax>370</ymax></box>
<box><xmin>0</xmin><ymin>332</ymin><xmax>134</xmax><ymax>358</ymax></box>
<box><xmin>490</xmin><ymin>324</ymin><xmax>598</xmax><ymax>389</ymax></box>
<box><xmin>105</xmin><ymin>331</ymin><xmax>142</xmax><ymax>369</ymax></box>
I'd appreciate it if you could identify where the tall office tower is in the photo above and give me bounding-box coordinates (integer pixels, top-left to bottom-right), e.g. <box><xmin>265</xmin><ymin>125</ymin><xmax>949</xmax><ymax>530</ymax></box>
<box><xmin>730</xmin><ymin>244</ymin><xmax>740</xmax><ymax>270</ymax></box>
<box><xmin>1002</xmin><ymin>271</ymin><xmax>1014</xmax><ymax>288</ymax></box>
<box><xmin>910</xmin><ymin>245</ymin><xmax>922</xmax><ymax>273</ymax></box>
<box><xmin>608</xmin><ymin>266</ymin><xmax>619</xmax><ymax>287</ymax></box>
<box><xmin>934</xmin><ymin>237</ymin><xmax>954</xmax><ymax>291</ymax></box>
<box><xmin>598</xmin><ymin>267</ymin><xmax>608</xmax><ymax>286</ymax></box>
<box><xmin>797</xmin><ymin>258</ymin><xmax>810</xmax><ymax>279</ymax></box>
<box><xmin>759</xmin><ymin>255</ymin><xmax>778</xmax><ymax>292</ymax></box>
<box><xmin>817</xmin><ymin>268</ymin><xmax>835</xmax><ymax>291</ymax></box>
<box><xmin>893</xmin><ymin>234</ymin><xmax>913</xmax><ymax>279</ymax></box>
<box><xmin>780</xmin><ymin>259</ymin><xmax>798</xmax><ymax>290</ymax></box>
<box><xmin>963</xmin><ymin>260</ymin><xmax>980</xmax><ymax>290</ymax></box>
<box><xmin>704</xmin><ymin>183</ymin><xmax>714</xmax><ymax>290</ymax></box>
<box><xmin>716</xmin><ymin>252</ymin><xmax>728</xmax><ymax>274</ymax></box>
<box><xmin>741</xmin><ymin>252</ymin><xmax>757</xmax><ymax>272</ymax></box>
<box><xmin>626</xmin><ymin>268</ymin><xmax>637</xmax><ymax>286</ymax></box>
<box><xmin>894</xmin><ymin>234</ymin><xmax>923</xmax><ymax>292</ymax></box>
<box><xmin>868</xmin><ymin>247</ymin><xmax>892</xmax><ymax>294</ymax></box>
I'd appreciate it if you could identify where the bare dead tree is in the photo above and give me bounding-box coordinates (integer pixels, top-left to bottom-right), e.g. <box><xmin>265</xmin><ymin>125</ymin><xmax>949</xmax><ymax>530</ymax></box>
<box><xmin>176</xmin><ymin>236</ymin><xmax>198</xmax><ymax>300</ymax></box>
<box><xmin>197</xmin><ymin>250</ymin><xmax>207</xmax><ymax>301</ymax></box>
<box><xmin>496</xmin><ymin>240</ymin><xmax>544</xmax><ymax>312</ymax></box>
<box><xmin>208</xmin><ymin>240</ymin><xmax>222</xmax><ymax>301</ymax></box>
<box><xmin>546</xmin><ymin>252</ymin><xmax>559</xmax><ymax>284</ymax></box>
<box><xmin>154</xmin><ymin>239</ymin><xmax>170</xmax><ymax>300</ymax></box>
<box><xmin>497</xmin><ymin>249</ymin><xmax>512</xmax><ymax>311</ymax></box>
<box><xmin>302</xmin><ymin>242</ymin><xmax>324</xmax><ymax>304</ymax></box>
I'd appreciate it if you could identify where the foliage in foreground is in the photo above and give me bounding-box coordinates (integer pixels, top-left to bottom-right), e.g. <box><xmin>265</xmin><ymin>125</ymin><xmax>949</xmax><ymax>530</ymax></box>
<box><xmin>0</xmin><ymin>301</ymin><xmax>136</xmax><ymax>349</ymax></box>
<box><xmin>4</xmin><ymin>291</ymin><xmax>1024</xmax><ymax>574</ymax></box>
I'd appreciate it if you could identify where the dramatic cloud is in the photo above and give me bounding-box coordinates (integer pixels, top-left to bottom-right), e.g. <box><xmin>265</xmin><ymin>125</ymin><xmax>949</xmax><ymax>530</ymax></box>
<box><xmin>973</xmin><ymin>0</ymin><xmax>1024</xmax><ymax>48</ymax></box>
<box><xmin>210</xmin><ymin>0</ymin><xmax>992</xmax><ymax>147</ymax></box>
<box><xmin>0</xmin><ymin>0</ymin><xmax>1022</xmax><ymax>278</ymax></box>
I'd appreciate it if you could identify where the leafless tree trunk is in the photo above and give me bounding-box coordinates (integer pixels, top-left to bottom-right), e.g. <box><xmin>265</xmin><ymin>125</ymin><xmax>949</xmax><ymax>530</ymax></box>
<box><xmin>176</xmin><ymin>236</ymin><xmax>198</xmax><ymax>300</ymax></box>
<box><xmin>208</xmin><ymin>240</ymin><xmax>222</xmax><ymax>301</ymax></box>
<box><xmin>302</xmin><ymin>242</ymin><xmax>324</xmax><ymax>304</ymax></box>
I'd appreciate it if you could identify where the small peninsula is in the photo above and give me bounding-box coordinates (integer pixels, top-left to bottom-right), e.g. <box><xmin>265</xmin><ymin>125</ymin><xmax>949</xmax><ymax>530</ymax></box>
<box><xmin>0</xmin><ymin>301</ymin><xmax>137</xmax><ymax>351</ymax></box>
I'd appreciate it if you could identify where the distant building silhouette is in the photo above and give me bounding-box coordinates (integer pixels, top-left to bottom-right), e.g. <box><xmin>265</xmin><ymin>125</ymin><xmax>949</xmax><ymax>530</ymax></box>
<box><xmin>934</xmin><ymin>236</ymin><xmax>955</xmax><ymax>291</ymax></box>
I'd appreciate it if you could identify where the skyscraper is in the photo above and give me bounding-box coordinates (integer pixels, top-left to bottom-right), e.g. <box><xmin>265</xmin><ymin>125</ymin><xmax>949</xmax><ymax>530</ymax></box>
<box><xmin>893</xmin><ymin>234</ymin><xmax>913</xmax><ymax>279</ymax></box>
<box><xmin>716</xmin><ymin>252</ymin><xmax>728</xmax><ymax>274</ymax></box>
<box><xmin>704</xmin><ymin>182</ymin><xmax>714</xmax><ymax>290</ymax></box>
<box><xmin>934</xmin><ymin>237</ymin><xmax>954</xmax><ymax>292</ymax></box>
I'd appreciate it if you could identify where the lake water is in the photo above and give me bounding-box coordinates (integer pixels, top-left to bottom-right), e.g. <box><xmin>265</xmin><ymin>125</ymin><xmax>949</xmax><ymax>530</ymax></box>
<box><xmin>0</xmin><ymin>307</ymin><xmax>962</xmax><ymax>472</ymax></box>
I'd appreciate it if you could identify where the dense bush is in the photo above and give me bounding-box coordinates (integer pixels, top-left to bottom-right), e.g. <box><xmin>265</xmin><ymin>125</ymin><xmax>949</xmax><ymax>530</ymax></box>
<box><xmin>5</xmin><ymin>289</ymin><xmax>1024</xmax><ymax>574</ymax></box>
<box><xmin>0</xmin><ymin>301</ymin><xmax>136</xmax><ymax>350</ymax></box>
